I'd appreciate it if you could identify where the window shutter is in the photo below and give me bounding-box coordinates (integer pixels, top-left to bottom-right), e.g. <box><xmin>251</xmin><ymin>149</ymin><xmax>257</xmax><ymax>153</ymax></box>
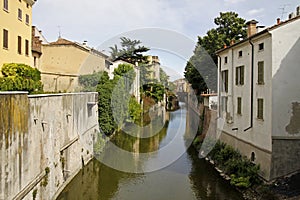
<box><xmin>241</xmin><ymin>66</ymin><xmax>244</xmax><ymax>85</ymax></box>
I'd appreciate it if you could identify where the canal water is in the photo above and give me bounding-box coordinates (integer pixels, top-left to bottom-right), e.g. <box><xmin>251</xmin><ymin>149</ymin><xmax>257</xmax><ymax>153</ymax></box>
<box><xmin>57</xmin><ymin>103</ymin><xmax>243</xmax><ymax>200</ymax></box>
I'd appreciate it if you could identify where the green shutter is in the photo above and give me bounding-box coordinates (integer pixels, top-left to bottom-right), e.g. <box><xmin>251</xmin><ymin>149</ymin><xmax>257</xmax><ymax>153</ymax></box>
<box><xmin>237</xmin><ymin>97</ymin><xmax>242</xmax><ymax>114</ymax></box>
<box><xmin>236</xmin><ymin>67</ymin><xmax>238</xmax><ymax>85</ymax></box>
<box><xmin>241</xmin><ymin>66</ymin><xmax>244</xmax><ymax>85</ymax></box>
<box><xmin>258</xmin><ymin>62</ymin><xmax>264</xmax><ymax>84</ymax></box>
<box><xmin>257</xmin><ymin>99</ymin><xmax>264</xmax><ymax>119</ymax></box>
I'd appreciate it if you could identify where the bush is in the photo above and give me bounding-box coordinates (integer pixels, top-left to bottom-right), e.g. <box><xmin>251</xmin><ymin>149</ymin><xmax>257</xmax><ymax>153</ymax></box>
<box><xmin>207</xmin><ymin>141</ymin><xmax>261</xmax><ymax>188</ymax></box>
<box><xmin>0</xmin><ymin>63</ymin><xmax>43</xmax><ymax>94</ymax></box>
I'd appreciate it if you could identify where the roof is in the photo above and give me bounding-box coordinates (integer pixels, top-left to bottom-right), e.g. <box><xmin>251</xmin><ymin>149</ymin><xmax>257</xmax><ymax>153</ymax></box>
<box><xmin>47</xmin><ymin>38</ymin><xmax>110</xmax><ymax>59</ymax></box>
<box><xmin>216</xmin><ymin>15</ymin><xmax>300</xmax><ymax>54</ymax></box>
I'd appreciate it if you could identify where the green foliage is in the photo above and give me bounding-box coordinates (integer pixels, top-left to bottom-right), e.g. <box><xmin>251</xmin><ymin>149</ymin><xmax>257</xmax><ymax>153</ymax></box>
<box><xmin>143</xmin><ymin>83</ymin><xmax>165</xmax><ymax>103</ymax></box>
<box><xmin>207</xmin><ymin>141</ymin><xmax>261</xmax><ymax>188</ymax></box>
<box><xmin>97</xmin><ymin>72</ymin><xmax>116</xmax><ymax>135</ymax></box>
<box><xmin>159</xmin><ymin>67</ymin><xmax>169</xmax><ymax>87</ymax></box>
<box><xmin>32</xmin><ymin>188</ymin><xmax>38</xmax><ymax>200</ymax></box>
<box><xmin>0</xmin><ymin>63</ymin><xmax>43</xmax><ymax>94</ymax></box>
<box><xmin>78</xmin><ymin>71</ymin><xmax>104</xmax><ymax>91</ymax></box>
<box><xmin>109</xmin><ymin>37</ymin><xmax>150</xmax><ymax>64</ymax></box>
<box><xmin>184</xmin><ymin>12</ymin><xmax>247</xmax><ymax>94</ymax></box>
<box><xmin>128</xmin><ymin>96</ymin><xmax>142</xmax><ymax>123</ymax></box>
<box><xmin>230</xmin><ymin>175</ymin><xmax>251</xmax><ymax>188</ymax></box>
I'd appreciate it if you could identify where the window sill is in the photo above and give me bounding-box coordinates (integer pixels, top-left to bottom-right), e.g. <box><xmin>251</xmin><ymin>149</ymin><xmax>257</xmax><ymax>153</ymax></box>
<box><xmin>257</xmin><ymin>82</ymin><xmax>265</xmax><ymax>85</ymax></box>
<box><xmin>18</xmin><ymin>18</ymin><xmax>22</xmax><ymax>22</ymax></box>
<box><xmin>3</xmin><ymin>8</ymin><xmax>9</xmax><ymax>13</ymax></box>
<box><xmin>258</xmin><ymin>49</ymin><xmax>264</xmax><ymax>52</ymax></box>
<box><xmin>256</xmin><ymin>118</ymin><xmax>264</xmax><ymax>122</ymax></box>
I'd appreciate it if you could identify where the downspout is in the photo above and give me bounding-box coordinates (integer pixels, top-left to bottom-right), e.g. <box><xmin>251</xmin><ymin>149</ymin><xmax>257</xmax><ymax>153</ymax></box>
<box><xmin>244</xmin><ymin>39</ymin><xmax>254</xmax><ymax>132</ymax></box>
<box><xmin>217</xmin><ymin>55</ymin><xmax>221</xmax><ymax>118</ymax></box>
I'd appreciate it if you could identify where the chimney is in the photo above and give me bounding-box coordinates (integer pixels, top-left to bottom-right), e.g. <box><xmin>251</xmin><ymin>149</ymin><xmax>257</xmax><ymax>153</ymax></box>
<box><xmin>277</xmin><ymin>18</ymin><xmax>281</xmax><ymax>25</ymax></box>
<box><xmin>246</xmin><ymin>20</ymin><xmax>258</xmax><ymax>37</ymax></box>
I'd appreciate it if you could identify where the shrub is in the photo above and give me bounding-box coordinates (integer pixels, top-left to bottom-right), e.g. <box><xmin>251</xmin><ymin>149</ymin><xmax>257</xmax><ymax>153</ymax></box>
<box><xmin>0</xmin><ymin>63</ymin><xmax>43</xmax><ymax>94</ymax></box>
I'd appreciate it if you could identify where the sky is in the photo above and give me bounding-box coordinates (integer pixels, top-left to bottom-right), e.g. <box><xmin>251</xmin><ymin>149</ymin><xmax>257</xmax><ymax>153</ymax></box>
<box><xmin>33</xmin><ymin>0</ymin><xmax>300</xmax><ymax>80</ymax></box>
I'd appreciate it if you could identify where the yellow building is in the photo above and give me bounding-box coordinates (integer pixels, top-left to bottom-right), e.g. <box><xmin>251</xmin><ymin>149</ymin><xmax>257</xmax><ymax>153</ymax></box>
<box><xmin>147</xmin><ymin>55</ymin><xmax>160</xmax><ymax>82</ymax></box>
<box><xmin>0</xmin><ymin>0</ymin><xmax>36</xmax><ymax>68</ymax></box>
<box><xmin>40</xmin><ymin>38</ymin><xmax>112</xmax><ymax>92</ymax></box>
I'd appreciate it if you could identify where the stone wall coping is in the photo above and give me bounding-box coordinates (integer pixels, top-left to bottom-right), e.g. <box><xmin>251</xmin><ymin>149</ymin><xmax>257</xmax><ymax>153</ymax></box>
<box><xmin>0</xmin><ymin>91</ymin><xmax>28</xmax><ymax>95</ymax></box>
<box><xmin>28</xmin><ymin>92</ymin><xmax>97</xmax><ymax>98</ymax></box>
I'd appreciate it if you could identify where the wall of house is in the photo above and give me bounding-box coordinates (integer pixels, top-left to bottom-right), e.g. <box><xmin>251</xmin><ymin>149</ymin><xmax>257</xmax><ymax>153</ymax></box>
<box><xmin>271</xmin><ymin>19</ymin><xmax>300</xmax><ymax>137</ymax></box>
<box><xmin>0</xmin><ymin>92</ymin><xmax>99</xmax><ymax>200</ymax></box>
<box><xmin>218</xmin><ymin>33</ymin><xmax>273</xmax><ymax>180</ymax></box>
<box><xmin>40</xmin><ymin>45</ymin><xmax>107</xmax><ymax>92</ymax></box>
<box><xmin>0</xmin><ymin>0</ymin><xmax>34</xmax><ymax>68</ymax></box>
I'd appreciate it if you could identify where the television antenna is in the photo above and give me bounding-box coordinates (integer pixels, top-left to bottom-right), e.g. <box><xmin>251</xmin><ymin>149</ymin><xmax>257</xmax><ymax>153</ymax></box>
<box><xmin>279</xmin><ymin>4</ymin><xmax>290</xmax><ymax>19</ymax></box>
<box><xmin>57</xmin><ymin>25</ymin><xmax>62</xmax><ymax>38</ymax></box>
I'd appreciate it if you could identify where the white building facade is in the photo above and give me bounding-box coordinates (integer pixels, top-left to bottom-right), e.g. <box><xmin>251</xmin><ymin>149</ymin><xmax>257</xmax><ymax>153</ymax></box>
<box><xmin>217</xmin><ymin>14</ymin><xmax>300</xmax><ymax>181</ymax></box>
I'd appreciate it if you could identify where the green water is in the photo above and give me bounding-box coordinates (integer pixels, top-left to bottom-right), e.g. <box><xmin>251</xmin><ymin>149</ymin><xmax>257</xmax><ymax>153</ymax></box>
<box><xmin>57</xmin><ymin>103</ymin><xmax>243</xmax><ymax>200</ymax></box>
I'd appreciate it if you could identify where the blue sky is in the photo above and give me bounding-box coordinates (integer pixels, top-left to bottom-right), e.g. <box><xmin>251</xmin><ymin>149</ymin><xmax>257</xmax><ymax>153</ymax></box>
<box><xmin>33</xmin><ymin>0</ymin><xmax>300</xmax><ymax>80</ymax></box>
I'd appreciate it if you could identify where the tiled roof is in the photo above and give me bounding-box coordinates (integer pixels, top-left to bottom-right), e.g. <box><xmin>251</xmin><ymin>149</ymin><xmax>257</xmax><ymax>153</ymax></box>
<box><xmin>50</xmin><ymin>38</ymin><xmax>75</xmax><ymax>45</ymax></box>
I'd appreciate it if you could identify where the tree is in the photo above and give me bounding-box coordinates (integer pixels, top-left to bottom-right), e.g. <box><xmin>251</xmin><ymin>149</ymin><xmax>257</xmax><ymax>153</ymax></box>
<box><xmin>184</xmin><ymin>12</ymin><xmax>247</xmax><ymax>94</ymax></box>
<box><xmin>78</xmin><ymin>71</ymin><xmax>104</xmax><ymax>92</ymax></box>
<box><xmin>159</xmin><ymin>67</ymin><xmax>169</xmax><ymax>87</ymax></box>
<box><xmin>0</xmin><ymin>63</ymin><xmax>43</xmax><ymax>94</ymax></box>
<box><xmin>109</xmin><ymin>37</ymin><xmax>150</xmax><ymax>65</ymax></box>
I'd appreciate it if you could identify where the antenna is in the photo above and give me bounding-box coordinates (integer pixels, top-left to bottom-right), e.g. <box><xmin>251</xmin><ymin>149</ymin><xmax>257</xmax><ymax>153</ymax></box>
<box><xmin>57</xmin><ymin>26</ymin><xmax>62</xmax><ymax>38</ymax></box>
<box><xmin>279</xmin><ymin>4</ymin><xmax>290</xmax><ymax>19</ymax></box>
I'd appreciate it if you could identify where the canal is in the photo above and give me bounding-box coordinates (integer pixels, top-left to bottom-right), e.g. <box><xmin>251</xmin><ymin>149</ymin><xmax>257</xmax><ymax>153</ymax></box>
<box><xmin>57</xmin><ymin>103</ymin><xmax>243</xmax><ymax>200</ymax></box>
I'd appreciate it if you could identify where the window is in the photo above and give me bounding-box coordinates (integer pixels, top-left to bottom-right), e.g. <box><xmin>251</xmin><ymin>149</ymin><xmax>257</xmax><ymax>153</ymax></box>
<box><xmin>34</xmin><ymin>57</ymin><xmax>37</xmax><ymax>67</ymax></box>
<box><xmin>3</xmin><ymin>0</ymin><xmax>8</xmax><ymax>11</ymax></box>
<box><xmin>238</xmin><ymin>50</ymin><xmax>243</xmax><ymax>57</ymax></box>
<box><xmin>236</xmin><ymin>66</ymin><xmax>244</xmax><ymax>85</ymax></box>
<box><xmin>224</xmin><ymin>56</ymin><xmax>228</xmax><ymax>64</ymax></box>
<box><xmin>237</xmin><ymin>97</ymin><xmax>242</xmax><ymax>115</ymax></box>
<box><xmin>26</xmin><ymin>3</ymin><xmax>29</xmax><ymax>8</ymax></box>
<box><xmin>257</xmin><ymin>98</ymin><xmax>264</xmax><ymax>119</ymax></box>
<box><xmin>25</xmin><ymin>14</ymin><xmax>29</xmax><ymax>24</ymax></box>
<box><xmin>221</xmin><ymin>96</ymin><xmax>228</xmax><ymax>113</ymax></box>
<box><xmin>258</xmin><ymin>61</ymin><xmax>264</xmax><ymax>84</ymax></box>
<box><xmin>259</xmin><ymin>43</ymin><xmax>264</xmax><ymax>51</ymax></box>
<box><xmin>17</xmin><ymin>36</ymin><xmax>22</xmax><ymax>54</ymax></box>
<box><xmin>18</xmin><ymin>8</ymin><xmax>22</xmax><ymax>20</ymax></box>
<box><xmin>25</xmin><ymin>39</ymin><xmax>29</xmax><ymax>55</ymax></box>
<box><xmin>3</xmin><ymin>29</ymin><xmax>8</xmax><ymax>49</ymax></box>
<box><xmin>221</xmin><ymin>70</ymin><xmax>228</xmax><ymax>92</ymax></box>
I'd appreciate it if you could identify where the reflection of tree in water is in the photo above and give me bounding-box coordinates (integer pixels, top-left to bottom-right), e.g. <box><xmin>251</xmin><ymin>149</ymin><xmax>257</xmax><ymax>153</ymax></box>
<box><xmin>187</xmin><ymin>146</ymin><xmax>243</xmax><ymax>199</ymax></box>
<box><xmin>111</xmin><ymin>114</ymin><xmax>168</xmax><ymax>153</ymax></box>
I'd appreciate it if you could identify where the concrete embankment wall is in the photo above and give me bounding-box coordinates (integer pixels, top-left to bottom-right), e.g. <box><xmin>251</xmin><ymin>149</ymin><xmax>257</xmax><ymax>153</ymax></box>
<box><xmin>0</xmin><ymin>92</ymin><xmax>99</xmax><ymax>200</ymax></box>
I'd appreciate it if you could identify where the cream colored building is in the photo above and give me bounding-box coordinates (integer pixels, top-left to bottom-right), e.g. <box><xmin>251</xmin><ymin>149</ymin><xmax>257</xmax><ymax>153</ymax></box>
<box><xmin>147</xmin><ymin>55</ymin><xmax>160</xmax><ymax>82</ymax></box>
<box><xmin>40</xmin><ymin>38</ymin><xmax>111</xmax><ymax>92</ymax></box>
<box><xmin>0</xmin><ymin>0</ymin><xmax>36</xmax><ymax>68</ymax></box>
<box><xmin>217</xmin><ymin>11</ymin><xmax>300</xmax><ymax>181</ymax></box>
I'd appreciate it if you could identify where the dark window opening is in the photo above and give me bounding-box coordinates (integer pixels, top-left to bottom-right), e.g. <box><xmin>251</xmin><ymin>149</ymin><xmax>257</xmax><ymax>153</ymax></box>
<box><xmin>259</xmin><ymin>43</ymin><xmax>264</xmax><ymax>51</ymax></box>
<box><xmin>17</xmin><ymin>36</ymin><xmax>22</xmax><ymax>54</ymax></box>
<box><xmin>238</xmin><ymin>50</ymin><xmax>243</xmax><ymax>57</ymax></box>
<box><xmin>236</xmin><ymin>66</ymin><xmax>244</xmax><ymax>85</ymax></box>
<box><xmin>3</xmin><ymin>29</ymin><xmax>8</xmax><ymax>49</ymax></box>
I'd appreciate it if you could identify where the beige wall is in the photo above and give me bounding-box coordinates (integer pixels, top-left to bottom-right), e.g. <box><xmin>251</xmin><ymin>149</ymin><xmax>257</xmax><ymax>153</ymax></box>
<box><xmin>0</xmin><ymin>0</ymin><xmax>34</xmax><ymax>68</ymax></box>
<box><xmin>40</xmin><ymin>44</ymin><xmax>108</xmax><ymax>92</ymax></box>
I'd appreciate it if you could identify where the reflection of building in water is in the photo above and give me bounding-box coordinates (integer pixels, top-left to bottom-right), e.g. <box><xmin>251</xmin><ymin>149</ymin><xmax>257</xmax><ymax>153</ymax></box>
<box><xmin>217</xmin><ymin>12</ymin><xmax>300</xmax><ymax>181</ymax></box>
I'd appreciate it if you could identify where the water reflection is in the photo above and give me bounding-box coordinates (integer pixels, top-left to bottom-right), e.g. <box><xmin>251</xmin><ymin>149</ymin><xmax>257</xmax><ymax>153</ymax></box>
<box><xmin>57</xmin><ymin>103</ymin><xmax>243</xmax><ymax>200</ymax></box>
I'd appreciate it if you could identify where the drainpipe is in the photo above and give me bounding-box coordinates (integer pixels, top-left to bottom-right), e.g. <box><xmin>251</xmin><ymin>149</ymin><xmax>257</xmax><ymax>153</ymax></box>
<box><xmin>217</xmin><ymin>55</ymin><xmax>221</xmax><ymax>118</ymax></box>
<box><xmin>244</xmin><ymin>39</ymin><xmax>254</xmax><ymax>132</ymax></box>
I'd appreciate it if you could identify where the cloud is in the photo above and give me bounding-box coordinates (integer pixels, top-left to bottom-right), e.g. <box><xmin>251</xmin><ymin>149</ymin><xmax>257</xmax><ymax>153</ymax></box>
<box><xmin>224</xmin><ymin>0</ymin><xmax>245</xmax><ymax>4</ymax></box>
<box><xmin>247</xmin><ymin>8</ymin><xmax>265</xmax><ymax>16</ymax></box>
